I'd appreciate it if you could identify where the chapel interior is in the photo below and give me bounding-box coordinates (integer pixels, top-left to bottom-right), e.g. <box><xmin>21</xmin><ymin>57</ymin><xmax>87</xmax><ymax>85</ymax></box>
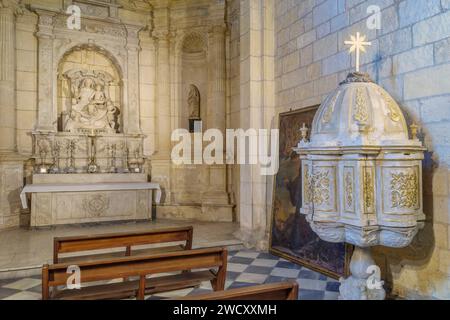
<box><xmin>0</xmin><ymin>0</ymin><xmax>449</xmax><ymax>301</ymax></box>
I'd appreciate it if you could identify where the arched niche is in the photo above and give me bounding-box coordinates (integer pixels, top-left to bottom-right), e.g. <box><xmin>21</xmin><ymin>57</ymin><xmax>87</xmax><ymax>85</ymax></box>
<box><xmin>181</xmin><ymin>33</ymin><xmax>207</xmax><ymax>132</ymax></box>
<box><xmin>56</xmin><ymin>46</ymin><xmax>123</xmax><ymax>134</ymax></box>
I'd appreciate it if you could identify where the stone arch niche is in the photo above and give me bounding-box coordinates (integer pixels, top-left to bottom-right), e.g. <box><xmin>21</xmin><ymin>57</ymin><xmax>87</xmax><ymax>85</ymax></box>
<box><xmin>160</xmin><ymin>27</ymin><xmax>233</xmax><ymax>222</ymax></box>
<box><xmin>57</xmin><ymin>46</ymin><xmax>123</xmax><ymax>134</ymax></box>
<box><xmin>180</xmin><ymin>32</ymin><xmax>207</xmax><ymax>131</ymax></box>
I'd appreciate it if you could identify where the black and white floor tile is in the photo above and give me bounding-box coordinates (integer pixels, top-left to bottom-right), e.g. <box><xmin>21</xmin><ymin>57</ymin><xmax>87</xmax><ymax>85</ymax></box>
<box><xmin>0</xmin><ymin>249</ymin><xmax>341</xmax><ymax>300</ymax></box>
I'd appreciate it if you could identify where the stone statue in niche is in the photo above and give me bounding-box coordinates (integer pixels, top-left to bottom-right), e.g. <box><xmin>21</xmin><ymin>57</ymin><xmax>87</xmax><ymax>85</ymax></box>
<box><xmin>188</xmin><ymin>84</ymin><xmax>200</xmax><ymax>119</ymax></box>
<box><xmin>63</xmin><ymin>69</ymin><xmax>121</xmax><ymax>133</ymax></box>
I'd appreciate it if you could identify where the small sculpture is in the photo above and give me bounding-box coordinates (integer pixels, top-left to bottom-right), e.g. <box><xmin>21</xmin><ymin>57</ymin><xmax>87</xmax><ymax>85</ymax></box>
<box><xmin>410</xmin><ymin>123</ymin><xmax>419</xmax><ymax>140</ymax></box>
<box><xmin>297</xmin><ymin>123</ymin><xmax>309</xmax><ymax>148</ymax></box>
<box><xmin>188</xmin><ymin>84</ymin><xmax>200</xmax><ymax>119</ymax></box>
<box><xmin>300</xmin><ymin>123</ymin><xmax>309</xmax><ymax>142</ymax></box>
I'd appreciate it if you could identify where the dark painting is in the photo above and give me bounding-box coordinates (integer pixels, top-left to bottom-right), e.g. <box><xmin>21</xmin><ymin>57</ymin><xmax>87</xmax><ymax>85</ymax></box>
<box><xmin>269</xmin><ymin>107</ymin><xmax>351</xmax><ymax>279</ymax></box>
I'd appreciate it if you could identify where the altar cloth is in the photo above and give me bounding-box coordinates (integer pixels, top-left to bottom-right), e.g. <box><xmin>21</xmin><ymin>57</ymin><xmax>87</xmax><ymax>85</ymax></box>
<box><xmin>20</xmin><ymin>182</ymin><xmax>161</xmax><ymax>209</ymax></box>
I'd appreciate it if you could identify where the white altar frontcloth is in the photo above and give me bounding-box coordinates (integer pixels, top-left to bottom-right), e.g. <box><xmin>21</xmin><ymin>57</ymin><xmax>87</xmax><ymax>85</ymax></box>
<box><xmin>20</xmin><ymin>182</ymin><xmax>161</xmax><ymax>209</ymax></box>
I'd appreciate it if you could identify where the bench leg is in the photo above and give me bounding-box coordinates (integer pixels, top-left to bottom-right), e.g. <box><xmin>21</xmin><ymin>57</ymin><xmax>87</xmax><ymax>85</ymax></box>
<box><xmin>211</xmin><ymin>250</ymin><xmax>227</xmax><ymax>291</ymax></box>
<box><xmin>42</xmin><ymin>265</ymin><xmax>50</xmax><ymax>300</ymax></box>
<box><xmin>123</xmin><ymin>246</ymin><xmax>132</xmax><ymax>282</ymax></box>
<box><xmin>137</xmin><ymin>275</ymin><xmax>146</xmax><ymax>300</ymax></box>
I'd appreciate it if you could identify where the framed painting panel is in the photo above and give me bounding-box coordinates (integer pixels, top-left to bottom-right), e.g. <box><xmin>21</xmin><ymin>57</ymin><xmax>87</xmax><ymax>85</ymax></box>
<box><xmin>269</xmin><ymin>106</ymin><xmax>352</xmax><ymax>279</ymax></box>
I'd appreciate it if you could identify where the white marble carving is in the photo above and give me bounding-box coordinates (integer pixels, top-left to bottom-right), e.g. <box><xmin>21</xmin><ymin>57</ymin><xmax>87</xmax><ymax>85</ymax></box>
<box><xmin>295</xmin><ymin>72</ymin><xmax>426</xmax><ymax>300</ymax></box>
<box><xmin>63</xmin><ymin>69</ymin><xmax>120</xmax><ymax>133</ymax></box>
<box><xmin>21</xmin><ymin>174</ymin><xmax>161</xmax><ymax>227</ymax></box>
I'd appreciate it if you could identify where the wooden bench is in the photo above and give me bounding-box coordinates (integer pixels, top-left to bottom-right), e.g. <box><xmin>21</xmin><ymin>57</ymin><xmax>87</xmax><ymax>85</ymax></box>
<box><xmin>42</xmin><ymin>247</ymin><xmax>227</xmax><ymax>300</ymax></box>
<box><xmin>176</xmin><ymin>281</ymin><xmax>298</xmax><ymax>300</ymax></box>
<box><xmin>53</xmin><ymin>226</ymin><xmax>193</xmax><ymax>264</ymax></box>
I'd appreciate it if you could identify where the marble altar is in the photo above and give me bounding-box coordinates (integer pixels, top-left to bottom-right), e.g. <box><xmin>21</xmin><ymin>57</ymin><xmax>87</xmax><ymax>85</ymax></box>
<box><xmin>21</xmin><ymin>174</ymin><xmax>160</xmax><ymax>227</ymax></box>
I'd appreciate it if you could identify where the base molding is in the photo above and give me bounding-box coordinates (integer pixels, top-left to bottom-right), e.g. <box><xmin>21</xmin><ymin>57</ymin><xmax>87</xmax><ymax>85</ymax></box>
<box><xmin>233</xmin><ymin>226</ymin><xmax>269</xmax><ymax>251</ymax></box>
<box><xmin>0</xmin><ymin>157</ymin><xmax>25</xmax><ymax>230</ymax></box>
<box><xmin>156</xmin><ymin>204</ymin><xmax>234</xmax><ymax>222</ymax></box>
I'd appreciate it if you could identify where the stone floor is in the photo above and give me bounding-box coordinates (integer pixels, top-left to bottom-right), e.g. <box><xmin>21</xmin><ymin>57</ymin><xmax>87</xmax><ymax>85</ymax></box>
<box><xmin>0</xmin><ymin>249</ymin><xmax>341</xmax><ymax>300</ymax></box>
<box><xmin>0</xmin><ymin>219</ymin><xmax>241</xmax><ymax>279</ymax></box>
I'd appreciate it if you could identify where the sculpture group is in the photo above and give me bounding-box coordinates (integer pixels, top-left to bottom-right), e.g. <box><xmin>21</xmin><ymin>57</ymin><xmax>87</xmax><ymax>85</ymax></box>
<box><xmin>63</xmin><ymin>70</ymin><xmax>120</xmax><ymax>133</ymax></box>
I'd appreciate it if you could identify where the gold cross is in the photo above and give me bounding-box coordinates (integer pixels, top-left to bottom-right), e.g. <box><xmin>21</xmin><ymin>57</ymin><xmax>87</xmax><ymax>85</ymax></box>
<box><xmin>344</xmin><ymin>32</ymin><xmax>371</xmax><ymax>72</ymax></box>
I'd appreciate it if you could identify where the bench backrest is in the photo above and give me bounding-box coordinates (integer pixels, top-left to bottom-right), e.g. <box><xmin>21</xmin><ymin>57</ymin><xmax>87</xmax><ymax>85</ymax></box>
<box><xmin>178</xmin><ymin>282</ymin><xmax>298</xmax><ymax>300</ymax></box>
<box><xmin>42</xmin><ymin>246</ymin><xmax>227</xmax><ymax>300</ymax></box>
<box><xmin>53</xmin><ymin>226</ymin><xmax>193</xmax><ymax>263</ymax></box>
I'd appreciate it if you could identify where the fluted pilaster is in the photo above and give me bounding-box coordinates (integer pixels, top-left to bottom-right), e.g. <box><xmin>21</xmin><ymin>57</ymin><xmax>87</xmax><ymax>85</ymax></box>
<box><xmin>35</xmin><ymin>10</ymin><xmax>56</xmax><ymax>132</ymax></box>
<box><xmin>124</xmin><ymin>24</ymin><xmax>143</xmax><ymax>134</ymax></box>
<box><xmin>0</xmin><ymin>3</ymin><xmax>17</xmax><ymax>153</ymax></box>
<box><xmin>154</xmin><ymin>30</ymin><xmax>172</xmax><ymax>157</ymax></box>
<box><xmin>207</xmin><ymin>24</ymin><xmax>227</xmax><ymax>132</ymax></box>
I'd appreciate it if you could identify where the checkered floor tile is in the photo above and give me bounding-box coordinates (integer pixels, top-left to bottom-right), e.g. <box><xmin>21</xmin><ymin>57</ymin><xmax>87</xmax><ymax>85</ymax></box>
<box><xmin>0</xmin><ymin>250</ymin><xmax>341</xmax><ymax>300</ymax></box>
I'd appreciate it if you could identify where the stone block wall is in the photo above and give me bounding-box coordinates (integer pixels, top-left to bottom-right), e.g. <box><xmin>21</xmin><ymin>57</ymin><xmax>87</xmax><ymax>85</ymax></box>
<box><xmin>274</xmin><ymin>0</ymin><xmax>450</xmax><ymax>299</ymax></box>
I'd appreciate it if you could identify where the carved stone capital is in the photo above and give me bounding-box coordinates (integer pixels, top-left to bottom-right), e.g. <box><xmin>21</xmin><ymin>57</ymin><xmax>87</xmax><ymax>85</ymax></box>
<box><xmin>125</xmin><ymin>24</ymin><xmax>144</xmax><ymax>39</ymax></box>
<box><xmin>152</xmin><ymin>29</ymin><xmax>174</xmax><ymax>42</ymax></box>
<box><xmin>0</xmin><ymin>0</ymin><xmax>24</xmax><ymax>15</ymax></box>
<box><xmin>208</xmin><ymin>24</ymin><xmax>227</xmax><ymax>35</ymax></box>
<box><xmin>35</xmin><ymin>10</ymin><xmax>56</xmax><ymax>39</ymax></box>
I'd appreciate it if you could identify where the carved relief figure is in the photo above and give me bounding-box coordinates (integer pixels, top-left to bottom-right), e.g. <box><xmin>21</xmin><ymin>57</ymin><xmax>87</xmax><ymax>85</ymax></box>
<box><xmin>63</xmin><ymin>69</ymin><xmax>121</xmax><ymax>133</ymax></box>
<box><xmin>72</xmin><ymin>78</ymin><xmax>96</xmax><ymax>113</ymax></box>
<box><xmin>188</xmin><ymin>84</ymin><xmax>200</xmax><ymax>119</ymax></box>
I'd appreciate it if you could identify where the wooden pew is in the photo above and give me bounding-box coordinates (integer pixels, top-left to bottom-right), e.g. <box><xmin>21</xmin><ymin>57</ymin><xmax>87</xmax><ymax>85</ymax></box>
<box><xmin>53</xmin><ymin>226</ymin><xmax>193</xmax><ymax>264</ymax></box>
<box><xmin>176</xmin><ymin>281</ymin><xmax>298</xmax><ymax>300</ymax></box>
<box><xmin>42</xmin><ymin>247</ymin><xmax>227</xmax><ymax>300</ymax></box>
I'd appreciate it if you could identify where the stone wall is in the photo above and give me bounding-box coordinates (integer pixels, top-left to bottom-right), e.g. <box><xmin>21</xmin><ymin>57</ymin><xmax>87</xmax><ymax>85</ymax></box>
<box><xmin>274</xmin><ymin>0</ymin><xmax>450</xmax><ymax>299</ymax></box>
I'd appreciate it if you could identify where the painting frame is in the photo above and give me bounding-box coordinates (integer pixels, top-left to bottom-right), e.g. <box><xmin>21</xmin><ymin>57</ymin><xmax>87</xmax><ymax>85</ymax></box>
<box><xmin>269</xmin><ymin>106</ymin><xmax>352</xmax><ymax>280</ymax></box>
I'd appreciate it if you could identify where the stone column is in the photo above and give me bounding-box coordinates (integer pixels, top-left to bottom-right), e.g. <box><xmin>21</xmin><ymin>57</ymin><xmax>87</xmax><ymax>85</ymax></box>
<box><xmin>201</xmin><ymin>24</ymin><xmax>233</xmax><ymax>221</ymax></box>
<box><xmin>207</xmin><ymin>24</ymin><xmax>227</xmax><ymax>132</ymax></box>
<box><xmin>0</xmin><ymin>1</ymin><xmax>18</xmax><ymax>154</ymax></box>
<box><xmin>149</xmin><ymin>29</ymin><xmax>173</xmax><ymax>207</ymax></box>
<box><xmin>235</xmin><ymin>0</ymin><xmax>276</xmax><ymax>249</ymax></box>
<box><xmin>0</xmin><ymin>0</ymin><xmax>24</xmax><ymax>230</ymax></box>
<box><xmin>35</xmin><ymin>10</ymin><xmax>56</xmax><ymax>132</ymax></box>
<box><xmin>124</xmin><ymin>24</ymin><xmax>143</xmax><ymax>135</ymax></box>
<box><xmin>154</xmin><ymin>30</ymin><xmax>172</xmax><ymax>158</ymax></box>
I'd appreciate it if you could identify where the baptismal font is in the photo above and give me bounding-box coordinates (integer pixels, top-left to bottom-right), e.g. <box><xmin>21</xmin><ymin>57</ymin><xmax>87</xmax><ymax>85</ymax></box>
<box><xmin>295</xmin><ymin>33</ymin><xmax>425</xmax><ymax>300</ymax></box>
